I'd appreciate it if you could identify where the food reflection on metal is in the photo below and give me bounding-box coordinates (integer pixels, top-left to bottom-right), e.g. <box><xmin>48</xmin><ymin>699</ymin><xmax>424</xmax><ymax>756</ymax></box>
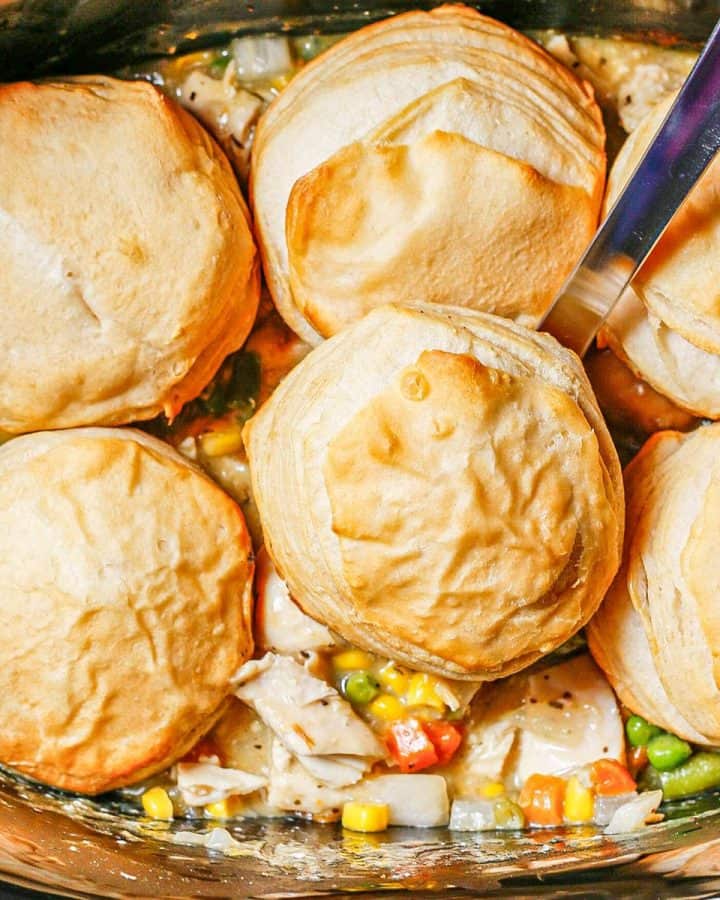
<box><xmin>541</xmin><ymin>16</ymin><xmax>720</xmax><ymax>357</ymax></box>
<box><xmin>0</xmin><ymin>766</ymin><xmax>720</xmax><ymax>896</ymax></box>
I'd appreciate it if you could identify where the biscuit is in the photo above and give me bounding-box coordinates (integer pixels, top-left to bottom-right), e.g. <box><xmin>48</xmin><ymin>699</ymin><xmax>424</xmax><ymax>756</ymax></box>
<box><xmin>244</xmin><ymin>304</ymin><xmax>623</xmax><ymax>680</ymax></box>
<box><xmin>0</xmin><ymin>428</ymin><xmax>254</xmax><ymax>793</ymax></box>
<box><xmin>0</xmin><ymin>77</ymin><xmax>260</xmax><ymax>433</ymax></box>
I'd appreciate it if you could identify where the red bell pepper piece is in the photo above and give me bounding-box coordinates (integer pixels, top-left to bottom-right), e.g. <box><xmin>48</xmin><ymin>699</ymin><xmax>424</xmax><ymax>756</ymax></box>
<box><xmin>422</xmin><ymin>720</ymin><xmax>463</xmax><ymax>765</ymax></box>
<box><xmin>386</xmin><ymin>719</ymin><xmax>439</xmax><ymax>772</ymax></box>
<box><xmin>590</xmin><ymin>758</ymin><xmax>637</xmax><ymax>796</ymax></box>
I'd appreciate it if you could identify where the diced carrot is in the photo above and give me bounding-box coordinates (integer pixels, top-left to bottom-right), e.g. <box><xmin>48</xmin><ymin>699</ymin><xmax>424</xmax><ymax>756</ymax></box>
<box><xmin>422</xmin><ymin>721</ymin><xmax>463</xmax><ymax>765</ymax></box>
<box><xmin>386</xmin><ymin>719</ymin><xmax>438</xmax><ymax>773</ymax></box>
<box><xmin>518</xmin><ymin>774</ymin><xmax>566</xmax><ymax>826</ymax></box>
<box><xmin>590</xmin><ymin>758</ymin><xmax>637</xmax><ymax>796</ymax></box>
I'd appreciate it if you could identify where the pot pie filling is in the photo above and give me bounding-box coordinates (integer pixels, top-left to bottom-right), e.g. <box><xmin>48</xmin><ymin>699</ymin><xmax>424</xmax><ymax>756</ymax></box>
<box><xmin>1</xmin><ymin>6</ymin><xmax>718</xmax><ymax>842</ymax></box>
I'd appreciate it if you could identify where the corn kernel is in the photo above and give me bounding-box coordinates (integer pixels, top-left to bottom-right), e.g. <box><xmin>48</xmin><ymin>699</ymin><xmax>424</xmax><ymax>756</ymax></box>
<box><xmin>200</xmin><ymin>426</ymin><xmax>244</xmax><ymax>457</ymax></box>
<box><xmin>341</xmin><ymin>801</ymin><xmax>389</xmax><ymax>833</ymax></box>
<box><xmin>368</xmin><ymin>693</ymin><xmax>405</xmax><ymax>721</ymax></box>
<box><xmin>206</xmin><ymin>800</ymin><xmax>230</xmax><ymax>819</ymax></box>
<box><xmin>205</xmin><ymin>796</ymin><xmax>243</xmax><ymax>819</ymax></box>
<box><xmin>141</xmin><ymin>787</ymin><xmax>174</xmax><ymax>820</ymax></box>
<box><xmin>480</xmin><ymin>781</ymin><xmax>506</xmax><ymax>799</ymax></box>
<box><xmin>205</xmin><ymin>797</ymin><xmax>243</xmax><ymax>819</ymax></box>
<box><xmin>333</xmin><ymin>649</ymin><xmax>373</xmax><ymax>671</ymax></box>
<box><xmin>406</xmin><ymin>673</ymin><xmax>446</xmax><ymax>712</ymax></box>
<box><xmin>563</xmin><ymin>776</ymin><xmax>595</xmax><ymax>824</ymax></box>
<box><xmin>377</xmin><ymin>663</ymin><xmax>410</xmax><ymax>695</ymax></box>
<box><xmin>270</xmin><ymin>73</ymin><xmax>292</xmax><ymax>91</ymax></box>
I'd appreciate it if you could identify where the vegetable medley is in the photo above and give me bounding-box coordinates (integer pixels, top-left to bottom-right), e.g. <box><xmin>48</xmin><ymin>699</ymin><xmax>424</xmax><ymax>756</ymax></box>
<box><xmin>128</xmin><ymin>609</ymin><xmax>720</xmax><ymax>835</ymax></box>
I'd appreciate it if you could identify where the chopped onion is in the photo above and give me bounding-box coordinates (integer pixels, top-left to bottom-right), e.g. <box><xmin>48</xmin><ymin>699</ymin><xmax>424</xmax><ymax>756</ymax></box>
<box><xmin>231</xmin><ymin>36</ymin><xmax>293</xmax><ymax>79</ymax></box>
<box><xmin>604</xmin><ymin>790</ymin><xmax>663</xmax><ymax>834</ymax></box>
<box><xmin>594</xmin><ymin>791</ymin><xmax>638</xmax><ymax>826</ymax></box>
<box><xmin>448</xmin><ymin>798</ymin><xmax>496</xmax><ymax>831</ymax></box>
<box><xmin>434</xmin><ymin>678</ymin><xmax>482</xmax><ymax>712</ymax></box>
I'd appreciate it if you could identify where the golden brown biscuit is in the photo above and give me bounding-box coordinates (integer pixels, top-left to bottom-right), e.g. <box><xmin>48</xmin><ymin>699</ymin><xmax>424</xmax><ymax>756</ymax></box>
<box><xmin>286</xmin><ymin>132</ymin><xmax>595</xmax><ymax>336</ymax></box>
<box><xmin>0</xmin><ymin>77</ymin><xmax>260</xmax><ymax>433</ymax></box>
<box><xmin>244</xmin><ymin>304</ymin><xmax>623</xmax><ymax>680</ymax></box>
<box><xmin>0</xmin><ymin>428</ymin><xmax>254</xmax><ymax>794</ymax></box>
<box><xmin>587</xmin><ymin>433</ymin><xmax>708</xmax><ymax>742</ymax></box>
<box><xmin>600</xmin><ymin>289</ymin><xmax>720</xmax><ymax>419</ymax></box>
<box><xmin>251</xmin><ymin>5</ymin><xmax>605</xmax><ymax>343</ymax></box>
<box><xmin>599</xmin><ymin>92</ymin><xmax>720</xmax><ymax>418</ymax></box>
<box><xmin>588</xmin><ymin>425</ymin><xmax>720</xmax><ymax>744</ymax></box>
<box><xmin>618</xmin><ymin>95</ymin><xmax>720</xmax><ymax>355</ymax></box>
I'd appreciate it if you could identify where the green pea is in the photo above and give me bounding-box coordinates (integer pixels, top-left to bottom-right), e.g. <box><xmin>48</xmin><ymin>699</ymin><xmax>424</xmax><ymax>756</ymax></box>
<box><xmin>342</xmin><ymin>671</ymin><xmax>380</xmax><ymax>705</ymax></box>
<box><xmin>493</xmin><ymin>799</ymin><xmax>525</xmax><ymax>830</ymax></box>
<box><xmin>640</xmin><ymin>752</ymin><xmax>720</xmax><ymax>800</ymax></box>
<box><xmin>209</xmin><ymin>53</ymin><xmax>232</xmax><ymax>77</ymax></box>
<box><xmin>646</xmin><ymin>733</ymin><xmax>693</xmax><ymax>771</ymax></box>
<box><xmin>625</xmin><ymin>715</ymin><xmax>663</xmax><ymax>748</ymax></box>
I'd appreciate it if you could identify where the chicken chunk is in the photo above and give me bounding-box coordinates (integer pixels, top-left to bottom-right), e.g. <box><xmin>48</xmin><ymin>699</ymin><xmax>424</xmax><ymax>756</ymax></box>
<box><xmin>266</xmin><ymin>741</ymin><xmax>348</xmax><ymax>815</ymax></box>
<box><xmin>254</xmin><ymin>547</ymin><xmax>335</xmax><ymax>654</ymax></box>
<box><xmin>176</xmin><ymin>762</ymin><xmax>267</xmax><ymax>807</ymax></box>
<box><xmin>233</xmin><ymin>653</ymin><xmax>385</xmax><ymax>761</ymax></box>
<box><xmin>445</xmin><ymin>654</ymin><xmax>624</xmax><ymax>796</ymax></box>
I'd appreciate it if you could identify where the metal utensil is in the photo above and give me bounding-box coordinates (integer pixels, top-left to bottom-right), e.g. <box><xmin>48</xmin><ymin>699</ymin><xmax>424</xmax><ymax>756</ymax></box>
<box><xmin>540</xmin><ymin>17</ymin><xmax>720</xmax><ymax>357</ymax></box>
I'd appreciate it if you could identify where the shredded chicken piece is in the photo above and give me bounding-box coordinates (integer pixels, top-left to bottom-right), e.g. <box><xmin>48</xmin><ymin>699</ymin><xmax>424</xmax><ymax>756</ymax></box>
<box><xmin>233</xmin><ymin>653</ymin><xmax>384</xmax><ymax>760</ymax></box>
<box><xmin>444</xmin><ymin>654</ymin><xmax>625</xmax><ymax>795</ymax></box>
<box><xmin>254</xmin><ymin>547</ymin><xmax>335</xmax><ymax>654</ymax></box>
<box><xmin>266</xmin><ymin>741</ymin><xmax>349</xmax><ymax>814</ymax></box>
<box><xmin>294</xmin><ymin>754</ymin><xmax>369</xmax><ymax>788</ymax></box>
<box><xmin>176</xmin><ymin>762</ymin><xmax>267</xmax><ymax>807</ymax></box>
<box><xmin>177</xmin><ymin>69</ymin><xmax>263</xmax><ymax>182</ymax></box>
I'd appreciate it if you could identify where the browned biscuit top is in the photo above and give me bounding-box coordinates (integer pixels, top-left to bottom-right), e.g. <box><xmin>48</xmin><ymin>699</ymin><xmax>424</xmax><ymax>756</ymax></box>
<box><xmin>0</xmin><ymin>428</ymin><xmax>255</xmax><ymax>794</ymax></box>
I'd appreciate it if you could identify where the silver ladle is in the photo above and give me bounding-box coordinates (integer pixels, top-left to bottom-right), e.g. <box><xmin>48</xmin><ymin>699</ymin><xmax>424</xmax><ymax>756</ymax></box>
<box><xmin>540</xmin><ymin>17</ymin><xmax>720</xmax><ymax>357</ymax></box>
